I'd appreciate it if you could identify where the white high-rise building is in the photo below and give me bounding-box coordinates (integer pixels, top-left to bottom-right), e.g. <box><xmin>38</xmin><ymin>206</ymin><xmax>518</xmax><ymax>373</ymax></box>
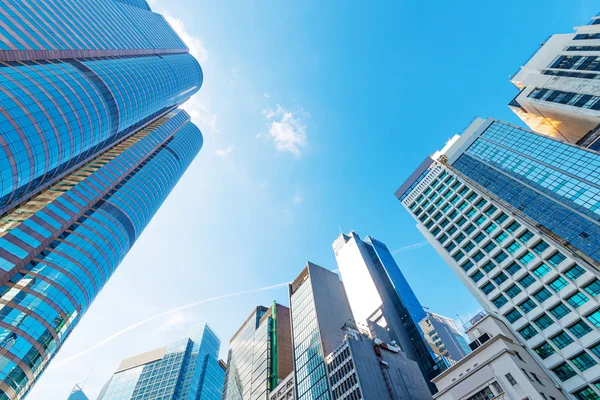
<box><xmin>397</xmin><ymin>117</ymin><xmax>600</xmax><ymax>399</ymax></box>
<box><xmin>509</xmin><ymin>13</ymin><xmax>600</xmax><ymax>149</ymax></box>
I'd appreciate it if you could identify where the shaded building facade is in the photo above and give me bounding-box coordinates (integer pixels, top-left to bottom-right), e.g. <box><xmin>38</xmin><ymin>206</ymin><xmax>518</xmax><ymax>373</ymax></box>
<box><xmin>333</xmin><ymin>232</ymin><xmax>450</xmax><ymax>390</ymax></box>
<box><xmin>222</xmin><ymin>303</ymin><xmax>293</xmax><ymax>400</ymax></box>
<box><xmin>0</xmin><ymin>0</ymin><xmax>204</xmax><ymax>397</ymax></box>
<box><xmin>289</xmin><ymin>263</ymin><xmax>355</xmax><ymax>400</ymax></box>
<box><xmin>419</xmin><ymin>311</ymin><xmax>470</xmax><ymax>362</ymax></box>
<box><xmin>98</xmin><ymin>324</ymin><xmax>225</xmax><ymax>400</ymax></box>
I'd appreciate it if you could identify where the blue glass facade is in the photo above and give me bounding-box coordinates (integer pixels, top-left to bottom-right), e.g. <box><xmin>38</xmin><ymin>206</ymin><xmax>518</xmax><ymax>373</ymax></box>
<box><xmin>451</xmin><ymin>121</ymin><xmax>600</xmax><ymax>264</ymax></box>
<box><xmin>0</xmin><ymin>1</ymin><xmax>204</xmax><ymax>397</ymax></box>
<box><xmin>98</xmin><ymin>324</ymin><xmax>225</xmax><ymax>400</ymax></box>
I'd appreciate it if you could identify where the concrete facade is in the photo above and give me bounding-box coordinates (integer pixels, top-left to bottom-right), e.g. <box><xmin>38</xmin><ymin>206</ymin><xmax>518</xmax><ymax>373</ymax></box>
<box><xmin>433</xmin><ymin>314</ymin><xmax>568</xmax><ymax>400</ymax></box>
<box><xmin>269</xmin><ymin>373</ymin><xmax>295</xmax><ymax>400</ymax></box>
<box><xmin>326</xmin><ymin>326</ymin><xmax>432</xmax><ymax>400</ymax></box>
<box><xmin>419</xmin><ymin>312</ymin><xmax>470</xmax><ymax>362</ymax></box>
<box><xmin>509</xmin><ymin>14</ymin><xmax>600</xmax><ymax>146</ymax></box>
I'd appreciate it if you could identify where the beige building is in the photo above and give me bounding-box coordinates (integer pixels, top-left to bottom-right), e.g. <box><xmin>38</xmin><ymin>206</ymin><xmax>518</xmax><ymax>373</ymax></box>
<box><xmin>432</xmin><ymin>313</ymin><xmax>568</xmax><ymax>400</ymax></box>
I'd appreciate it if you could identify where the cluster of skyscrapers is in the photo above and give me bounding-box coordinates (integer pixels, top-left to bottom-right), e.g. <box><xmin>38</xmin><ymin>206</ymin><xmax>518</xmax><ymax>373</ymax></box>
<box><xmin>0</xmin><ymin>0</ymin><xmax>599</xmax><ymax>399</ymax></box>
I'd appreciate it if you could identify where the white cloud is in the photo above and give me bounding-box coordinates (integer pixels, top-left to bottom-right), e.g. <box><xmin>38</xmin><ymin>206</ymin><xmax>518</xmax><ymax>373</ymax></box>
<box><xmin>262</xmin><ymin>105</ymin><xmax>308</xmax><ymax>157</ymax></box>
<box><xmin>391</xmin><ymin>241</ymin><xmax>430</xmax><ymax>254</ymax></box>
<box><xmin>264</xmin><ymin>93</ymin><xmax>271</xmax><ymax>99</ymax></box>
<box><xmin>232</xmin><ymin>67</ymin><xmax>240</xmax><ymax>79</ymax></box>
<box><xmin>215</xmin><ymin>146</ymin><xmax>235</xmax><ymax>157</ymax></box>
<box><xmin>293</xmin><ymin>186</ymin><xmax>304</xmax><ymax>205</ymax></box>
<box><xmin>180</xmin><ymin>94</ymin><xmax>219</xmax><ymax>136</ymax></box>
<box><xmin>163</xmin><ymin>14</ymin><xmax>208</xmax><ymax>63</ymax></box>
<box><xmin>153</xmin><ymin>310</ymin><xmax>196</xmax><ymax>335</ymax></box>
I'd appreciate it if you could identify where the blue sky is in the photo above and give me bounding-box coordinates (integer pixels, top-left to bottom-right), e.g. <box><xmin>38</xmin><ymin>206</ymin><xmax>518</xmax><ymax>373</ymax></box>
<box><xmin>28</xmin><ymin>1</ymin><xmax>599</xmax><ymax>398</ymax></box>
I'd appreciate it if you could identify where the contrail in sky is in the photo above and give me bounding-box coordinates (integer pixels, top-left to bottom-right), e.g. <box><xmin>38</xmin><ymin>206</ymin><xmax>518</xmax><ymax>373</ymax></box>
<box><xmin>391</xmin><ymin>241</ymin><xmax>430</xmax><ymax>254</ymax></box>
<box><xmin>51</xmin><ymin>282</ymin><xmax>290</xmax><ymax>369</ymax></box>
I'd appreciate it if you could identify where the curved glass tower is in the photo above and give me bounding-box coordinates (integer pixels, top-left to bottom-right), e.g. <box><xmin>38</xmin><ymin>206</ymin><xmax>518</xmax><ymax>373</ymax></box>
<box><xmin>0</xmin><ymin>1</ymin><xmax>204</xmax><ymax>398</ymax></box>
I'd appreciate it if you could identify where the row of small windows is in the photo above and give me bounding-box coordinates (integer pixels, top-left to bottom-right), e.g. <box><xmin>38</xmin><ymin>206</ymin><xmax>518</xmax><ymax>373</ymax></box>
<box><xmin>550</xmin><ymin>55</ymin><xmax>600</xmax><ymax>71</ymax></box>
<box><xmin>528</xmin><ymin>87</ymin><xmax>600</xmax><ymax>111</ymax></box>
<box><xmin>574</xmin><ymin>33</ymin><xmax>600</xmax><ymax>40</ymax></box>
<box><xmin>543</xmin><ymin>69</ymin><xmax>600</xmax><ymax>81</ymax></box>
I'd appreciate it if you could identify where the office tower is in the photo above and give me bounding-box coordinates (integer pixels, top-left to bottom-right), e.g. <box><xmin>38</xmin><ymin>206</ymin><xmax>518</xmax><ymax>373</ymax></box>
<box><xmin>325</xmin><ymin>324</ymin><xmax>431</xmax><ymax>400</ymax></box>
<box><xmin>333</xmin><ymin>232</ymin><xmax>450</xmax><ymax>389</ymax></box>
<box><xmin>419</xmin><ymin>311</ymin><xmax>470</xmax><ymax>362</ymax></box>
<box><xmin>509</xmin><ymin>13</ymin><xmax>600</xmax><ymax>148</ymax></box>
<box><xmin>289</xmin><ymin>262</ymin><xmax>355</xmax><ymax>400</ymax></box>
<box><xmin>222</xmin><ymin>303</ymin><xmax>293</xmax><ymax>400</ymax></box>
<box><xmin>397</xmin><ymin>117</ymin><xmax>600</xmax><ymax>398</ymax></box>
<box><xmin>98</xmin><ymin>324</ymin><xmax>225</xmax><ymax>400</ymax></box>
<box><xmin>268</xmin><ymin>373</ymin><xmax>294</xmax><ymax>400</ymax></box>
<box><xmin>0</xmin><ymin>1</ymin><xmax>204</xmax><ymax>398</ymax></box>
<box><xmin>67</xmin><ymin>384</ymin><xmax>89</xmax><ymax>400</ymax></box>
<box><xmin>433</xmin><ymin>313</ymin><xmax>567</xmax><ymax>400</ymax></box>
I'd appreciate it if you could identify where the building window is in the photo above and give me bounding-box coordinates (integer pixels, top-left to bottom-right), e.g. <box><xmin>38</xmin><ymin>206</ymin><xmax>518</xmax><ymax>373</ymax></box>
<box><xmin>533</xmin><ymin>288</ymin><xmax>552</xmax><ymax>303</ymax></box>
<box><xmin>481</xmin><ymin>282</ymin><xmax>495</xmax><ymax>295</ymax></box>
<box><xmin>465</xmin><ymin>387</ymin><xmax>494</xmax><ymax>400</ymax></box>
<box><xmin>565</xmin><ymin>265</ymin><xmax>586</xmax><ymax>281</ymax></box>
<box><xmin>466</xmin><ymin>208</ymin><xmax>477</xmax><ymax>218</ymax></box>
<box><xmin>505</xmin><ymin>373</ymin><xmax>517</xmax><ymax>386</ymax></box>
<box><xmin>495</xmin><ymin>213</ymin><xmax>508</xmax><ymax>224</ymax></box>
<box><xmin>463</xmin><ymin>242</ymin><xmax>475</xmax><ymax>253</ymax></box>
<box><xmin>532</xmin><ymin>241</ymin><xmax>550</xmax><ymax>255</ymax></box>
<box><xmin>506</xmin><ymin>240</ymin><xmax>522</xmax><ymax>254</ymax></box>
<box><xmin>549</xmin><ymin>303</ymin><xmax>571</xmax><ymax>320</ymax></box>
<box><xmin>461</xmin><ymin>260</ymin><xmax>474</xmax><ymax>272</ymax></box>
<box><xmin>567</xmin><ymin>292</ymin><xmax>590</xmax><ymax>309</ymax></box>
<box><xmin>518</xmin><ymin>324</ymin><xmax>539</xmax><ymax>340</ymax></box>
<box><xmin>506</xmin><ymin>284</ymin><xmax>523</xmax><ymax>298</ymax></box>
<box><xmin>445</xmin><ymin>242</ymin><xmax>457</xmax><ymax>253</ymax></box>
<box><xmin>483</xmin><ymin>241</ymin><xmax>497</xmax><ymax>253</ymax></box>
<box><xmin>456</xmin><ymin>217</ymin><xmax>467</xmax><ymax>227</ymax></box>
<box><xmin>482</xmin><ymin>261</ymin><xmax>496</xmax><ymax>273</ymax></box>
<box><xmin>484</xmin><ymin>205</ymin><xmax>498</xmax><ymax>216</ymax></box>
<box><xmin>492</xmin><ymin>295</ymin><xmax>508</xmax><ymax>308</ymax></box>
<box><xmin>519</xmin><ymin>252</ymin><xmax>536</xmax><ymax>266</ymax></box>
<box><xmin>569</xmin><ymin>320</ymin><xmax>593</xmax><ymax>339</ymax></box>
<box><xmin>475</xmin><ymin>198</ymin><xmax>487</xmax><ymax>209</ymax></box>
<box><xmin>551</xmin><ymin>332</ymin><xmax>574</xmax><ymax>349</ymax></box>
<box><xmin>473</xmin><ymin>233</ymin><xmax>486</xmax><ymax>243</ymax></box>
<box><xmin>475</xmin><ymin>216</ymin><xmax>488</xmax><ymax>226</ymax></box>
<box><xmin>534</xmin><ymin>314</ymin><xmax>555</xmax><ymax>331</ymax></box>
<box><xmin>533</xmin><ymin>263</ymin><xmax>551</xmax><ymax>278</ymax></box>
<box><xmin>547</xmin><ymin>251</ymin><xmax>567</xmax><ymax>267</ymax></box>
<box><xmin>465</xmin><ymin>224</ymin><xmax>476</xmax><ymax>235</ymax></box>
<box><xmin>584</xmin><ymin>279</ymin><xmax>600</xmax><ymax>297</ymax></box>
<box><xmin>534</xmin><ymin>342</ymin><xmax>556</xmax><ymax>360</ymax></box>
<box><xmin>518</xmin><ymin>274</ymin><xmax>536</xmax><ymax>289</ymax></box>
<box><xmin>495</xmin><ymin>232</ymin><xmax>509</xmax><ymax>244</ymax></box>
<box><xmin>505</xmin><ymin>308</ymin><xmax>523</xmax><ymax>323</ymax></box>
<box><xmin>455</xmin><ymin>233</ymin><xmax>466</xmax><ymax>244</ymax></box>
<box><xmin>552</xmin><ymin>363</ymin><xmax>577</xmax><ymax>382</ymax></box>
<box><xmin>470</xmin><ymin>271</ymin><xmax>484</xmax><ymax>283</ymax></box>
<box><xmin>493</xmin><ymin>272</ymin><xmax>509</xmax><ymax>285</ymax></box>
<box><xmin>473</xmin><ymin>251</ymin><xmax>485</xmax><ymax>262</ymax></box>
<box><xmin>548</xmin><ymin>277</ymin><xmax>569</xmax><ymax>292</ymax></box>
<box><xmin>571</xmin><ymin>352</ymin><xmax>597</xmax><ymax>372</ymax></box>
<box><xmin>590</xmin><ymin>342</ymin><xmax>600</xmax><ymax>359</ymax></box>
<box><xmin>573</xmin><ymin>387</ymin><xmax>600</xmax><ymax>400</ymax></box>
<box><xmin>505</xmin><ymin>262</ymin><xmax>522</xmax><ymax>276</ymax></box>
<box><xmin>452</xmin><ymin>251</ymin><xmax>465</xmax><ymax>262</ymax></box>
<box><xmin>518</xmin><ymin>230</ymin><xmax>534</xmax><ymax>243</ymax></box>
<box><xmin>519</xmin><ymin>299</ymin><xmax>538</xmax><ymax>314</ymax></box>
<box><xmin>506</xmin><ymin>221</ymin><xmax>521</xmax><ymax>233</ymax></box>
<box><xmin>587</xmin><ymin>309</ymin><xmax>600</xmax><ymax>328</ymax></box>
<box><xmin>494</xmin><ymin>251</ymin><xmax>509</xmax><ymax>264</ymax></box>
<box><xmin>484</xmin><ymin>223</ymin><xmax>497</xmax><ymax>234</ymax></box>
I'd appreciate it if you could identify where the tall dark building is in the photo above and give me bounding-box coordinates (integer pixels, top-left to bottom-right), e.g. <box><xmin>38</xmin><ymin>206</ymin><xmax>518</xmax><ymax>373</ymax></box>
<box><xmin>0</xmin><ymin>0</ymin><xmax>203</xmax><ymax>397</ymax></box>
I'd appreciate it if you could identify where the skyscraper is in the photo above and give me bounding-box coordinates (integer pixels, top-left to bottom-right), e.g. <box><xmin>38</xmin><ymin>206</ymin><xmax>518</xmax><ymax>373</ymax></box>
<box><xmin>397</xmin><ymin>117</ymin><xmax>600</xmax><ymax>398</ymax></box>
<box><xmin>0</xmin><ymin>1</ymin><xmax>203</xmax><ymax>397</ymax></box>
<box><xmin>509</xmin><ymin>13</ymin><xmax>600</xmax><ymax>148</ymax></box>
<box><xmin>222</xmin><ymin>303</ymin><xmax>293</xmax><ymax>400</ymax></box>
<box><xmin>98</xmin><ymin>324</ymin><xmax>225</xmax><ymax>400</ymax></box>
<box><xmin>289</xmin><ymin>263</ymin><xmax>355</xmax><ymax>400</ymax></box>
<box><xmin>333</xmin><ymin>231</ymin><xmax>450</xmax><ymax>389</ymax></box>
<box><xmin>418</xmin><ymin>311</ymin><xmax>470</xmax><ymax>362</ymax></box>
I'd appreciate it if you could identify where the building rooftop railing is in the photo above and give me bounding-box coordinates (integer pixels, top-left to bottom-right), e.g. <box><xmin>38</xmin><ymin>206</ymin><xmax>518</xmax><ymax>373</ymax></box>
<box><xmin>509</xmin><ymin>35</ymin><xmax>553</xmax><ymax>79</ymax></box>
<box><xmin>463</xmin><ymin>311</ymin><xmax>488</xmax><ymax>331</ymax></box>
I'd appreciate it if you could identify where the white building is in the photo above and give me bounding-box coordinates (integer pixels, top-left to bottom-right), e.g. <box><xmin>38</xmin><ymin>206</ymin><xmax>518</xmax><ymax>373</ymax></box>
<box><xmin>419</xmin><ymin>311</ymin><xmax>471</xmax><ymax>362</ymax></box>
<box><xmin>509</xmin><ymin>13</ymin><xmax>600</xmax><ymax>148</ymax></box>
<box><xmin>432</xmin><ymin>313</ymin><xmax>568</xmax><ymax>400</ymax></box>
<box><xmin>396</xmin><ymin>117</ymin><xmax>600</xmax><ymax>399</ymax></box>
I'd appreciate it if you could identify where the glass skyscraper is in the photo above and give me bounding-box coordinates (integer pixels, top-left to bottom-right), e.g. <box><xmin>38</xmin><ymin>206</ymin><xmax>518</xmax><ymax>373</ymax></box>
<box><xmin>98</xmin><ymin>324</ymin><xmax>225</xmax><ymax>400</ymax></box>
<box><xmin>333</xmin><ymin>232</ymin><xmax>451</xmax><ymax>392</ymax></box>
<box><xmin>289</xmin><ymin>263</ymin><xmax>355</xmax><ymax>400</ymax></box>
<box><xmin>397</xmin><ymin>118</ymin><xmax>600</xmax><ymax>399</ymax></box>
<box><xmin>222</xmin><ymin>303</ymin><xmax>292</xmax><ymax>400</ymax></box>
<box><xmin>0</xmin><ymin>0</ymin><xmax>203</xmax><ymax>398</ymax></box>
